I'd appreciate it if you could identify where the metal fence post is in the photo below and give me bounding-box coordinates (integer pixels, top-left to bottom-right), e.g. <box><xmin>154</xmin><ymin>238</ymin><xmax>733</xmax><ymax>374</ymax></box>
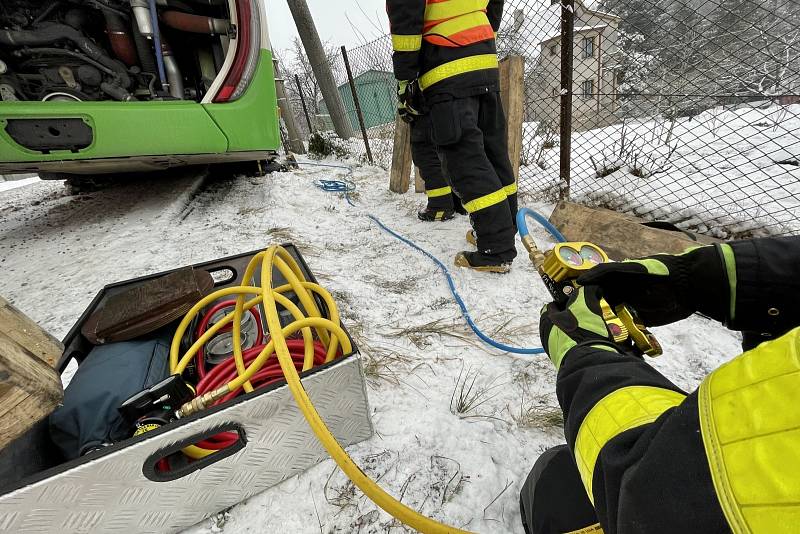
<box><xmin>559</xmin><ymin>0</ymin><xmax>575</xmax><ymax>200</ymax></box>
<box><xmin>341</xmin><ymin>45</ymin><xmax>374</xmax><ymax>165</ymax></box>
<box><xmin>294</xmin><ymin>74</ymin><xmax>314</xmax><ymax>133</ymax></box>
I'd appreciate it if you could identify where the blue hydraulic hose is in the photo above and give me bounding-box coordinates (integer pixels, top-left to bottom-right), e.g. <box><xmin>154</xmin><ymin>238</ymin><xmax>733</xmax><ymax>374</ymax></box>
<box><xmin>300</xmin><ymin>160</ymin><xmax>555</xmax><ymax>355</ymax></box>
<box><xmin>366</xmin><ymin>214</ymin><xmax>546</xmax><ymax>355</ymax></box>
<box><xmin>517</xmin><ymin>207</ymin><xmax>566</xmax><ymax>243</ymax></box>
<box><xmin>148</xmin><ymin>0</ymin><xmax>168</xmax><ymax>90</ymax></box>
<box><xmin>300</xmin><ymin>161</ymin><xmax>357</xmax><ymax>206</ymax></box>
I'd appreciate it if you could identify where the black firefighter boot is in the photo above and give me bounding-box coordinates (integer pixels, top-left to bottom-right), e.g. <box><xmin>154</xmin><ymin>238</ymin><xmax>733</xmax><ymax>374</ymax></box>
<box><xmin>454</xmin><ymin>249</ymin><xmax>514</xmax><ymax>274</ymax></box>
<box><xmin>418</xmin><ymin>192</ymin><xmax>465</xmax><ymax>221</ymax></box>
<box><xmin>418</xmin><ymin>207</ymin><xmax>456</xmax><ymax>222</ymax></box>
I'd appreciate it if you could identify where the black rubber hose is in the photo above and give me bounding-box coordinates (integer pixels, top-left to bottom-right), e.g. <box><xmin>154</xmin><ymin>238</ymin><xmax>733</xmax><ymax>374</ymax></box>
<box><xmin>0</xmin><ymin>24</ymin><xmax>131</xmax><ymax>88</ymax></box>
<box><xmin>15</xmin><ymin>47</ymin><xmax>117</xmax><ymax>77</ymax></box>
<box><xmin>131</xmin><ymin>17</ymin><xmax>157</xmax><ymax>75</ymax></box>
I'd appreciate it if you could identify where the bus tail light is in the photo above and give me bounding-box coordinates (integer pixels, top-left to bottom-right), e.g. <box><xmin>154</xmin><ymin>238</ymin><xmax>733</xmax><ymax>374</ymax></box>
<box><xmin>213</xmin><ymin>0</ymin><xmax>261</xmax><ymax>102</ymax></box>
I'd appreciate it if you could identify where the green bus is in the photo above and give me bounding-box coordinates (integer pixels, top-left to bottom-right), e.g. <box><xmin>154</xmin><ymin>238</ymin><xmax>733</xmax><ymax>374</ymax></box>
<box><xmin>0</xmin><ymin>0</ymin><xmax>281</xmax><ymax>181</ymax></box>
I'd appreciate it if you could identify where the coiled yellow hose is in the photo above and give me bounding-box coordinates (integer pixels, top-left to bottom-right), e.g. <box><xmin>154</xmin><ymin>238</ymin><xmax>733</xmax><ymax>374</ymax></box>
<box><xmin>170</xmin><ymin>245</ymin><xmax>472</xmax><ymax>534</ymax></box>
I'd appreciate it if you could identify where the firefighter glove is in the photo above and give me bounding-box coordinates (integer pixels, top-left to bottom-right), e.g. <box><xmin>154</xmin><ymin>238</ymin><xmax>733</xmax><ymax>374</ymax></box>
<box><xmin>397</xmin><ymin>80</ymin><xmax>421</xmax><ymax>123</ymax></box>
<box><xmin>539</xmin><ymin>285</ymin><xmax>622</xmax><ymax>370</ymax></box>
<box><xmin>576</xmin><ymin>245</ymin><xmax>729</xmax><ymax>326</ymax></box>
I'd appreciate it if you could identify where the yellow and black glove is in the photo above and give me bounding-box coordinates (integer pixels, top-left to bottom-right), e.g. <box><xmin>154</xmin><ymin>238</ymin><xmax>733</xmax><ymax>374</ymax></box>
<box><xmin>539</xmin><ymin>285</ymin><xmax>625</xmax><ymax>370</ymax></box>
<box><xmin>397</xmin><ymin>80</ymin><xmax>422</xmax><ymax>123</ymax></box>
<box><xmin>576</xmin><ymin>246</ymin><xmax>731</xmax><ymax>326</ymax></box>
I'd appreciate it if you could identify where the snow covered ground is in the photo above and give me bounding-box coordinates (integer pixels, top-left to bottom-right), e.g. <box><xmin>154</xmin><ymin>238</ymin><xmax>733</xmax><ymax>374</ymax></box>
<box><xmin>520</xmin><ymin>103</ymin><xmax>800</xmax><ymax>238</ymax></box>
<box><xmin>0</xmin><ymin>165</ymin><xmax>744</xmax><ymax>533</ymax></box>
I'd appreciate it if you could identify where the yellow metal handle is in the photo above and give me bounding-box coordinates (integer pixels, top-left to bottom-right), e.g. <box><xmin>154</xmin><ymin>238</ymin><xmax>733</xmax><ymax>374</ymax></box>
<box><xmin>616</xmin><ymin>305</ymin><xmax>663</xmax><ymax>357</ymax></box>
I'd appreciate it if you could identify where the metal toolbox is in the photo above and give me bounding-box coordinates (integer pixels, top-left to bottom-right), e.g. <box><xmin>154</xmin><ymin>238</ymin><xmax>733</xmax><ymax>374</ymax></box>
<box><xmin>0</xmin><ymin>245</ymin><xmax>373</xmax><ymax>533</ymax></box>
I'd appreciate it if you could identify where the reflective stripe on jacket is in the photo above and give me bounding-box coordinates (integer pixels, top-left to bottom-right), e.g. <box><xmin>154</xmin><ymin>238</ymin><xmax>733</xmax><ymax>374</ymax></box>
<box><xmin>423</xmin><ymin>0</ymin><xmax>494</xmax><ymax>47</ymax></box>
<box><xmin>387</xmin><ymin>0</ymin><xmax>504</xmax><ymax>95</ymax></box>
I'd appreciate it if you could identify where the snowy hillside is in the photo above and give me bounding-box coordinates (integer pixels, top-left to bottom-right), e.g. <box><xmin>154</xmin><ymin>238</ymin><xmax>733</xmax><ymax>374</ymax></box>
<box><xmin>0</xmin><ymin>166</ymin><xmax>744</xmax><ymax>533</ymax></box>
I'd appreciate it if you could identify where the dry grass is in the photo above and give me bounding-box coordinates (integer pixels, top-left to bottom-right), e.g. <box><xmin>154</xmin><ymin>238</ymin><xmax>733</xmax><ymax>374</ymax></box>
<box><xmin>363</xmin><ymin>274</ymin><xmax>419</xmax><ymax>295</ymax></box>
<box><xmin>382</xmin><ymin>316</ymin><xmax>479</xmax><ymax>349</ymax></box>
<box><xmin>362</xmin><ymin>349</ymin><xmax>415</xmax><ymax>386</ymax></box>
<box><xmin>508</xmin><ymin>395</ymin><xmax>564</xmax><ymax>430</ymax></box>
<box><xmin>486</xmin><ymin>314</ymin><xmax>535</xmax><ymax>344</ymax></box>
<box><xmin>449</xmin><ymin>364</ymin><xmax>505</xmax><ymax>420</ymax></box>
<box><xmin>265</xmin><ymin>225</ymin><xmax>297</xmax><ymax>243</ymax></box>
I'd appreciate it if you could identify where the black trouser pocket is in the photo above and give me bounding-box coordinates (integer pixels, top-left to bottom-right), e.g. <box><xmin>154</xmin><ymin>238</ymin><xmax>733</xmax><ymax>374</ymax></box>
<box><xmin>430</xmin><ymin>100</ymin><xmax>462</xmax><ymax>146</ymax></box>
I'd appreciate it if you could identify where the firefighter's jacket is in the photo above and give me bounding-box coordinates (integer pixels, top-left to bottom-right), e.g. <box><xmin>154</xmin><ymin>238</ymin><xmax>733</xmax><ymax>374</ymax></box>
<box><xmin>558</xmin><ymin>237</ymin><xmax>800</xmax><ymax>533</ymax></box>
<box><xmin>386</xmin><ymin>0</ymin><xmax>504</xmax><ymax>98</ymax></box>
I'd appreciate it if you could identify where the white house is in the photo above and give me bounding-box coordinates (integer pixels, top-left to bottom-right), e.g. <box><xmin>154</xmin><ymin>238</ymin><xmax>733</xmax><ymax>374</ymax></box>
<box><xmin>528</xmin><ymin>1</ymin><xmax>621</xmax><ymax>132</ymax></box>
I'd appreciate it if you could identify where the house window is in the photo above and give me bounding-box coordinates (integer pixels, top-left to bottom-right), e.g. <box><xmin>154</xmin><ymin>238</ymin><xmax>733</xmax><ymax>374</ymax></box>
<box><xmin>582</xmin><ymin>37</ymin><xmax>595</xmax><ymax>59</ymax></box>
<box><xmin>550</xmin><ymin>44</ymin><xmax>558</xmax><ymax>56</ymax></box>
<box><xmin>581</xmin><ymin>79</ymin><xmax>595</xmax><ymax>99</ymax></box>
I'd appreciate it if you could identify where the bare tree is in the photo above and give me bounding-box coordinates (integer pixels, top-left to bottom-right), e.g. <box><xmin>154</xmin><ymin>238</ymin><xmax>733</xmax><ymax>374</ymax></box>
<box><xmin>287</xmin><ymin>37</ymin><xmax>339</xmax><ymax>115</ymax></box>
<box><xmin>717</xmin><ymin>28</ymin><xmax>800</xmax><ymax>96</ymax></box>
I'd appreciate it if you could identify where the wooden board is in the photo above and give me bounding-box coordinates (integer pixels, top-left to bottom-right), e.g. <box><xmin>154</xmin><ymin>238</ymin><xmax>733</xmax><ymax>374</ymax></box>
<box><xmin>389</xmin><ymin>115</ymin><xmax>413</xmax><ymax>193</ymax></box>
<box><xmin>499</xmin><ymin>56</ymin><xmax>525</xmax><ymax>183</ymax></box>
<box><xmin>0</xmin><ymin>297</ymin><xmax>64</xmax><ymax>451</ymax></box>
<box><xmin>548</xmin><ymin>201</ymin><xmax>718</xmax><ymax>261</ymax></box>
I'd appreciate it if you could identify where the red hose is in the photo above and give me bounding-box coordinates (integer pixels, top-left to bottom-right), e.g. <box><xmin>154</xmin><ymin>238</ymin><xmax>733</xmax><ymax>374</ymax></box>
<box><xmin>193</xmin><ymin>340</ymin><xmax>332</xmax><ymax>450</ymax></box>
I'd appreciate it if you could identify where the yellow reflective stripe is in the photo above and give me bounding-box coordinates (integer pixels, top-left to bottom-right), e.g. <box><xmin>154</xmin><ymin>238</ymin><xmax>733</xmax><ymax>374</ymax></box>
<box><xmin>699</xmin><ymin>327</ymin><xmax>800</xmax><ymax>534</ymax></box>
<box><xmin>574</xmin><ymin>386</ymin><xmax>686</xmax><ymax>504</ymax></box>
<box><xmin>565</xmin><ymin>524</ymin><xmax>604</xmax><ymax>534</ymax></box>
<box><xmin>503</xmin><ymin>182</ymin><xmax>517</xmax><ymax>196</ymax></box>
<box><xmin>463</xmin><ymin>188</ymin><xmax>507</xmax><ymax>213</ymax></box>
<box><xmin>425</xmin><ymin>12</ymin><xmax>491</xmax><ymax>39</ymax></box>
<box><xmin>425</xmin><ymin>0</ymin><xmax>488</xmax><ymax>21</ymax></box>
<box><xmin>419</xmin><ymin>54</ymin><xmax>499</xmax><ymax>90</ymax></box>
<box><xmin>719</xmin><ymin>243</ymin><xmax>737</xmax><ymax>321</ymax></box>
<box><xmin>392</xmin><ymin>34</ymin><xmax>423</xmax><ymax>52</ymax></box>
<box><xmin>426</xmin><ymin>186</ymin><xmax>452</xmax><ymax>198</ymax></box>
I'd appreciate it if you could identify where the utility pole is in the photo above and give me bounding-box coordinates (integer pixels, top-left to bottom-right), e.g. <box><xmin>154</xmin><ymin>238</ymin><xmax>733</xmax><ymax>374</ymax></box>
<box><xmin>273</xmin><ymin>58</ymin><xmax>306</xmax><ymax>154</ymax></box>
<box><xmin>286</xmin><ymin>0</ymin><xmax>353</xmax><ymax>139</ymax></box>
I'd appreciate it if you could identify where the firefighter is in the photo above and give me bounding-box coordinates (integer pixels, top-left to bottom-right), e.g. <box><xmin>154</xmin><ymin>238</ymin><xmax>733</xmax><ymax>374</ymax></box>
<box><xmin>410</xmin><ymin>112</ymin><xmax>466</xmax><ymax>221</ymax></box>
<box><xmin>387</xmin><ymin>0</ymin><xmax>518</xmax><ymax>273</ymax></box>
<box><xmin>520</xmin><ymin>237</ymin><xmax>800</xmax><ymax>534</ymax></box>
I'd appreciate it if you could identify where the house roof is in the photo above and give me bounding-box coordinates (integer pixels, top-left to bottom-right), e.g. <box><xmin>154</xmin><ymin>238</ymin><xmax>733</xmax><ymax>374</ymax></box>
<box><xmin>497</xmin><ymin>0</ymin><xmax>619</xmax><ymax>58</ymax></box>
<box><xmin>540</xmin><ymin>24</ymin><xmax>610</xmax><ymax>45</ymax></box>
<box><xmin>335</xmin><ymin>69</ymin><xmax>395</xmax><ymax>91</ymax></box>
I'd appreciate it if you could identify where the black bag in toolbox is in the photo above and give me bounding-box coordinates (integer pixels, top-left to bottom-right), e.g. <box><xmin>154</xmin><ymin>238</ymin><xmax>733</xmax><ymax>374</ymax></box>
<box><xmin>49</xmin><ymin>329</ymin><xmax>172</xmax><ymax>460</ymax></box>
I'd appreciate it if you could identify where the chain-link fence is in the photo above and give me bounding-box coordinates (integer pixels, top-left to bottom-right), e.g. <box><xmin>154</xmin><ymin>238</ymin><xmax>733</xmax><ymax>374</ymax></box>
<box><xmin>504</xmin><ymin>0</ymin><xmax>799</xmax><ymax>238</ymax></box>
<box><xmin>295</xmin><ymin>0</ymin><xmax>799</xmax><ymax>238</ymax></box>
<box><xmin>293</xmin><ymin>36</ymin><xmax>397</xmax><ymax>168</ymax></box>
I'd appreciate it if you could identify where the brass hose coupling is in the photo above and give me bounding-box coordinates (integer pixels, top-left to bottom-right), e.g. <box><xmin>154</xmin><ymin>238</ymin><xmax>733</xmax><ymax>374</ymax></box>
<box><xmin>177</xmin><ymin>387</ymin><xmax>228</xmax><ymax>418</ymax></box>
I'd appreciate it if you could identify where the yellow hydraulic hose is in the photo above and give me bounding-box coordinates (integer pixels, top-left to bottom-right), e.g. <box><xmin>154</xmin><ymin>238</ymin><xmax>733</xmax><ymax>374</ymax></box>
<box><xmin>171</xmin><ymin>245</ymin><xmax>472</xmax><ymax>534</ymax></box>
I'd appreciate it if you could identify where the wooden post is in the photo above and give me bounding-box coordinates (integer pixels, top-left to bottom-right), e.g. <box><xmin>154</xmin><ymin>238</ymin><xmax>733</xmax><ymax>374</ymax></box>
<box><xmin>559</xmin><ymin>0</ymin><xmax>575</xmax><ymax>200</ymax></box>
<box><xmin>414</xmin><ymin>166</ymin><xmax>425</xmax><ymax>193</ymax></box>
<box><xmin>389</xmin><ymin>115</ymin><xmax>413</xmax><ymax>193</ymax></box>
<box><xmin>273</xmin><ymin>59</ymin><xmax>306</xmax><ymax>154</ymax></box>
<box><xmin>0</xmin><ymin>296</ymin><xmax>64</xmax><ymax>451</ymax></box>
<box><xmin>499</xmin><ymin>55</ymin><xmax>525</xmax><ymax>184</ymax></box>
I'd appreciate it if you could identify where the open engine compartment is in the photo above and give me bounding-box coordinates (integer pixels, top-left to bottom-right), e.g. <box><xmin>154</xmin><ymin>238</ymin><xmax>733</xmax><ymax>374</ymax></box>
<box><xmin>0</xmin><ymin>0</ymin><xmax>234</xmax><ymax>103</ymax></box>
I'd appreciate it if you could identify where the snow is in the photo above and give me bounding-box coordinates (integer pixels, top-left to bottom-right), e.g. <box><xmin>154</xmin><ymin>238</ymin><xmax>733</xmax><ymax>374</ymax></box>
<box><xmin>521</xmin><ymin>103</ymin><xmax>800</xmax><ymax>238</ymax></box>
<box><xmin>0</xmin><ymin>176</ymin><xmax>40</xmax><ymax>192</ymax></box>
<box><xmin>0</xmin><ymin>166</ymin><xmax>743</xmax><ymax>533</ymax></box>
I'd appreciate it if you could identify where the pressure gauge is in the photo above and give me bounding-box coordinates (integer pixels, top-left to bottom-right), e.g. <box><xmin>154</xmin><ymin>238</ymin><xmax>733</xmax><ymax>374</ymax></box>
<box><xmin>579</xmin><ymin>244</ymin><xmax>606</xmax><ymax>266</ymax></box>
<box><xmin>541</xmin><ymin>242</ymin><xmax>611</xmax><ymax>282</ymax></box>
<box><xmin>558</xmin><ymin>246</ymin><xmax>583</xmax><ymax>266</ymax></box>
